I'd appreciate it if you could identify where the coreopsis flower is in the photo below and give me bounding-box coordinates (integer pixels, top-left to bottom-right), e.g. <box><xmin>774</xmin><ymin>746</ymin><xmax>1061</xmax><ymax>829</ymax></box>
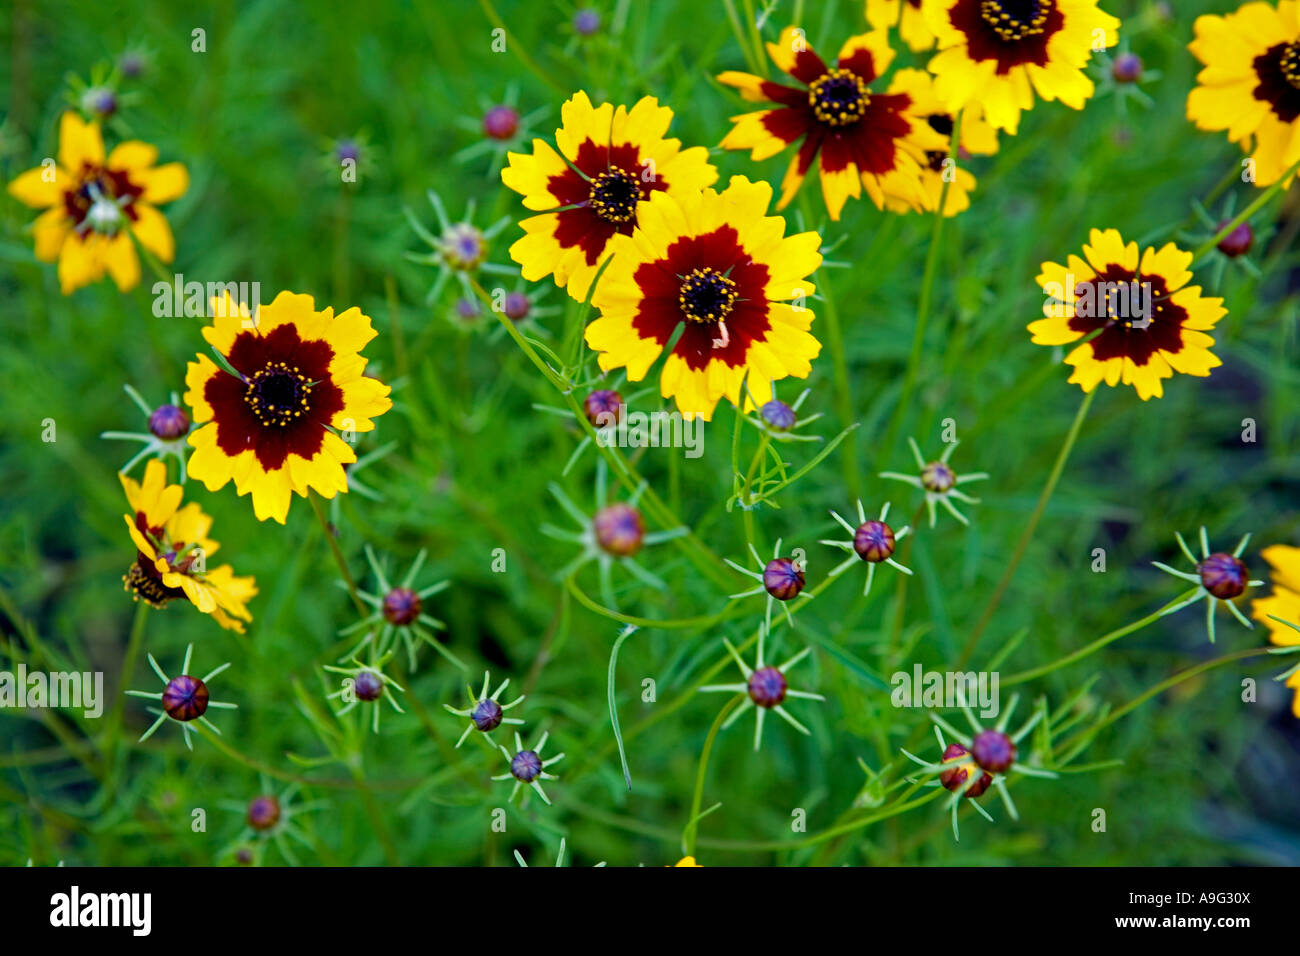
<box><xmin>585</xmin><ymin>176</ymin><xmax>823</xmax><ymax>420</ymax></box>
<box><xmin>1251</xmin><ymin>545</ymin><xmax>1300</xmax><ymax>717</ymax></box>
<box><xmin>1187</xmin><ymin>1</ymin><xmax>1300</xmax><ymax>188</ymax></box>
<box><xmin>867</xmin><ymin>0</ymin><xmax>937</xmax><ymax>52</ymax></box>
<box><xmin>184</xmin><ymin>292</ymin><xmax>393</xmax><ymax>524</ymax></box>
<box><xmin>6</xmin><ymin>111</ymin><xmax>188</xmax><ymax>294</ymax></box>
<box><xmin>120</xmin><ymin>460</ymin><xmax>256</xmax><ymax>633</ymax></box>
<box><xmin>1028</xmin><ymin>229</ymin><xmax>1226</xmax><ymax>400</ymax></box>
<box><xmin>501</xmin><ymin>91</ymin><xmax>718</xmax><ymax>301</ymax></box>
<box><xmin>717</xmin><ymin>27</ymin><xmax>946</xmax><ymax>219</ymax></box>
<box><xmin>922</xmin><ymin>0</ymin><xmax>1120</xmax><ymax>134</ymax></box>
<box><xmin>884</xmin><ymin>68</ymin><xmax>1000</xmax><ymax>216</ymax></box>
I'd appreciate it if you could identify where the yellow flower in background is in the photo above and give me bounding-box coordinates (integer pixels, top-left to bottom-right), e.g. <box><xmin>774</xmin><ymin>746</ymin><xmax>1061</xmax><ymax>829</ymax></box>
<box><xmin>673</xmin><ymin>856</ymin><xmax>702</xmax><ymax>866</ymax></box>
<box><xmin>1251</xmin><ymin>544</ymin><xmax>1300</xmax><ymax>717</ymax></box>
<box><xmin>718</xmin><ymin>27</ymin><xmax>946</xmax><ymax>220</ymax></box>
<box><xmin>884</xmin><ymin>68</ymin><xmax>1000</xmax><ymax>216</ymax></box>
<box><xmin>585</xmin><ymin>176</ymin><xmax>822</xmax><ymax>421</ymax></box>
<box><xmin>6</xmin><ymin>111</ymin><xmax>188</xmax><ymax>294</ymax></box>
<box><xmin>501</xmin><ymin>91</ymin><xmax>718</xmax><ymax>302</ymax></box>
<box><xmin>867</xmin><ymin>0</ymin><xmax>937</xmax><ymax>52</ymax></box>
<box><xmin>923</xmin><ymin>0</ymin><xmax>1119</xmax><ymax>134</ymax></box>
<box><xmin>121</xmin><ymin>460</ymin><xmax>256</xmax><ymax>633</ymax></box>
<box><xmin>1028</xmin><ymin>229</ymin><xmax>1226</xmax><ymax>400</ymax></box>
<box><xmin>184</xmin><ymin>292</ymin><xmax>393</xmax><ymax>524</ymax></box>
<box><xmin>1187</xmin><ymin>0</ymin><xmax>1300</xmax><ymax>189</ymax></box>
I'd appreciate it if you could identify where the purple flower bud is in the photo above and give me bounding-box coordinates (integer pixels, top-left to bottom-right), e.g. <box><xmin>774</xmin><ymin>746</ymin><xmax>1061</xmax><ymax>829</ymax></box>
<box><xmin>1112</xmin><ymin>52</ymin><xmax>1142</xmax><ymax>83</ymax></box>
<box><xmin>471</xmin><ymin>698</ymin><xmax>504</xmax><ymax>732</ymax></box>
<box><xmin>854</xmin><ymin>520</ymin><xmax>896</xmax><ymax>562</ymax></box>
<box><xmin>510</xmin><ymin>749</ymin><xmax>543</xmax><ymax>782</ymax></box>
<box><xmin>455</xmin><ymin>297</ymin><xmax>481</xmax><ymax>320</ymax></box>
<box><xmin>594</xmin><ymin>503</ymin><xmax>644</xmax><ymax>557</ymax></box>
<box><xmin>336</xmin><ymin>139</ymin><xmax>360</xmax><ymax>163</ymax></box>
<box><xmin>482</xmin><ymin>105</ymin><xmax>520</xmax><ymax>141</ymax></box>
<box><xmin>573</xmin><ymin>8</ymin><xmax>602</xmax><ymax>35</ymax></box>
<box><xmin>760</xmin><ymin>399</ymin><xmax>796</xmax><ymax>431</ymax></box>
<box><xmin>353</xmin><ymin>671</ymin><xmax>384</xmax><ymax>702</ymax></box>
<box><xmin>1198</xmin><ymin>552</ymin><xmax>1249</xmax><ymax>599</ymax></box>
<box><xmin>747</xmin><ymin>666</ymin><xmax>788</xmax><ymax>708</ymax></box>
<box><xmin>970</xmin><ymin>729</ymin><xmax>1016</xmax><ymax>773</ymax></box>
<box><xmin>382</xmin><ymin>586</ymin><xmax>422</xmax><ymax>626</ymax></box>
<box><xmin>584</xmin><ymin>388</ymin><xmax>623</xmax><ymax>428</ymax></box>
<box><xmin>504</xmin><ymin>291</ymin><xmax>530</xmax><ymax>320</ymax></box>
<box><xmin>162</xmin><ymin>675</ymin><xmax>209</xmax><ymax>721</ymax></box>
<box><xmin>148</xmin><ymin>403</ymin><xmax>190</xmax><ymax>440</ymax></box>
<box><xmin>120</xmin><ymin>53</ymin><xmax>145</xmax><ymax>78</ymax></box>
<box><xmin>1215</xmin><ymin>220</ymin><xmax>1254</xmax><ymax>259</ymax></box>
<box><xmin>921</xmin><ymin>460</ymin><xmax>956</xmax><ymax>494</ymax></box>
<box><xmin>247</xmin><ymin>795</ymin><xmax>281</xmax><ymax>831</ymax></box>
<box><xmin>762</xmin><ymin>557</ymin><xmax>805</xmax><ymax>601</ymax></box>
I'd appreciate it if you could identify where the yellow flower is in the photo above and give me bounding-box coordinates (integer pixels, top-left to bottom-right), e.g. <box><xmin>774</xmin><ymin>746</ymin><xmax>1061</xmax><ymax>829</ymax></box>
<box><xmin>121</xmin><ymin>460</ymin><xmax>256</xmax><ymax>633</ymax></box>
<box><xmin>718</xmin><ymin>27</ymin><xmax>946</xmax><ymax>220</ymax></box>
<box><xmin>1251</xmin><ymin>544</ymin><xmax>1300</xmax><ymax>717</ymax></box>
<box><xmin>672</xmin><ymin>856</ymin><xmax>702</xmax><ymax>866</ymax></box>
<box><xmin>585</xmin><ymin>176</ymin><xmax>822</xmax><ymax>421</ymax></box>
<box><xmin>867</xmin><ymin>0</ymin><xmax>937</xmax><ymax>52</ymax></box>
<box><xmin>1028</xmin><ymin>229</ymin><xmax>1226</xmax><ymax>400</ymax></box>
<box><xmin>1187</xmin><ymin>0</ymin><xmax>1300</xmax><ymax>189</ymax></box>
<box><xmin>184</xmin><ymin>292</ymin><xmax>393</xmax><ymax>524</ymax></box>
<box><xmin>501</xmin><ymin>91</ymin><xmax>718</xmax><ymax>302</ymax></box>
<box><xmin>884</xmin><ymin>68</ymin><xmax>1000</xmax><ymax>216</ymax></box>
<box><xmin>923</xmin><ymin>0</ymin><xmax>1120</xmax><ymax>134</ymax></box>
<box><xmin>6</xmin><ymin>111</ymin><xmax>188</xmax><ymax>295</ymax></box>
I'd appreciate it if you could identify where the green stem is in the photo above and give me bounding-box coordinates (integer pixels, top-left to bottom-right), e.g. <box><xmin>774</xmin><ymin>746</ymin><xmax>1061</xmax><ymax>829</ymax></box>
<box><xmin>683</xmin><ymin>696</ymin><xmax>740</xmax><ymax>856</ymax></box>
<box><xmin>475</xmin><ymin>0</ymin><xmax>567</xmax><ymax>94</ymax></box>
<box><xmin>104</xmin><ymin>600</ymin><xmax>149</xmax><ymax>792</ymax></box>
<box><xmin>1190</xmin><ymin>156</ymin><xmax>1300</xmax><ymax>264</ymax></box>
<box><xmin>955</xmin><ymin>386</ymin><xmax>1096</xmax><ymax>667</ymax></box>
<box><xmin>1002</xmin><ymin>588</ymin><xmax>1199</xmax><ymax>686</ymax></box>
<box><xmin>309</xmin><ymin>492</ymin><xmax>368</xmax><ymax>620</ymax></box>
<box><xmin>878</xmin><ymin>110</ymin><xmax>963</xmax><ymax>468</ymax></box>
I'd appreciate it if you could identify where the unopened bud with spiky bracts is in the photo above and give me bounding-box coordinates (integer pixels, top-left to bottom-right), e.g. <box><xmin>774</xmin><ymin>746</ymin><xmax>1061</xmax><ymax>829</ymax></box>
<box><xmin>126</xmin><ymin>644</ymin><xmax>236</xmax><ymax>751</ymax></box>
<box><xmin>338</xmin><ymin>546</ymin><xmax>464</xmax><ymax>672</ymax></box>
<box><xmin>822</xmin><ymin>501</ymin><xmax>912</xmax><ymax>597</ymax></box>
<box><xmin>1153</xmin><ymin>527</ymin><xmax>1263</xmax><ymax>643</ymax></box>
<box><xmin>939</xmin><ymin>743</ymin><xmax>992</xmax><ymax>798</ymax></box>
<box><xmin>445</xmin><ymin>670</ymin><xmax>526</xmax><ymax>747</ymax></box>
<box><xmin>219</xmin><ymin>778</ymin><xmax>327</xmax><ymax>866</ymax></box>
<box><xmin>102</xmin><ymin>385</ymin><xmax>193</xmax><ymax>480</ymax></box>
<box><xmin>902</xmin><ymin>692</ymin><xmax>1057</xmax><ymax>841</ymax></box>
<box><xmin>882</xmin><ymin>439</ymin><xmax>988</xmax><ymax>528</ymax></box>
<box><xmin>743</xmin><ymin>386</ymin><xmax>823</xmax><ymax>443</ymax></box>
<box><xmin>699</xmin><ymin>622</ymin><xmax>825</xmax><ymax>751</ymax></box>
<box><xmin>727</xmin><ymin>539</ymin><xmax>813</xmax><ymax>632</ymax></box>
<box><xmin>541</xmin><ymin>463</ymin><xmax>686</xmax><ymax>610</ymax></box>
<box><xmin>453</xmin><ymin>86</ymin><xmax>548</xmax><ymax>176</ymax></box>
<box><xmin>404</xmin><ymin>189</ymin><xmax>515</xmax><ymax>301</ymax></box>
<box><xmin>492</xmin><ymin>730</ymin><xmax>564</xmax><ymax>805</ymax></box>
<box><xmin>573</xmin><ymin>8</ymin><xmax>602</xmax><ymax>36</ymax></box>
<box><xmin>1112</xmin><ymin>51</ymin><xmax>1142</xmax><ymax>83</ymax></box>
<box><xmin>483</xmin><ymin>104</ymin><xmax>520</xmax><ymax>140</ymax></box>
<box><xmin>324</xmin><ymin>651</ymin><xmax>406</xmax><ymax>733</ymax></box>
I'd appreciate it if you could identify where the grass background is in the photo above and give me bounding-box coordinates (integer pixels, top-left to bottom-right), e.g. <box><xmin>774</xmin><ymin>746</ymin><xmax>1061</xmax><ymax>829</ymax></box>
<box><xmin>1</xmin><ymin>0</ymin><xmax>1298</xmax><ymax>866</ymax></box>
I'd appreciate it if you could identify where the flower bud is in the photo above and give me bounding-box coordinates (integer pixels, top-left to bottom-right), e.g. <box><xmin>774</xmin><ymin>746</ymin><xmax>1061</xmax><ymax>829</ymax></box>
<box><xmin>854</xmin><ymin>520</ymin><xmax>896</xmax><ymax>562</ymax></box>
<box><xmin>747</xmin><ymin>666</ymin><xmax>788</xmax><ymax>708</ymax></box>
<box><xmin>1198</xmin><ymin>552</ymin><xmax>1249</xmax><ymax>599</ymax></box>
<box><xmin>970</xmin><ymin>729</ymin><xmax>1017</xmax><ymax>773</ymax></box>
<box><xmin>762</xmin><ymin>557</ymin><xmax>805</xmax><ymax>601</ymax></box>
<box><xmin>594</xmin><ymin>503</ymin><xmax>644</xmax><ymax>557</ymax></box>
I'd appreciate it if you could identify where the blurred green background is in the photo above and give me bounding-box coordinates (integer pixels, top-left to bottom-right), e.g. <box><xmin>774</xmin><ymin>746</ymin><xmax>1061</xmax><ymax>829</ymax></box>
<box><xmin>2</xmin><ymin>0</ymin><xmax>1298</xmax><ymax>866</ymax></box>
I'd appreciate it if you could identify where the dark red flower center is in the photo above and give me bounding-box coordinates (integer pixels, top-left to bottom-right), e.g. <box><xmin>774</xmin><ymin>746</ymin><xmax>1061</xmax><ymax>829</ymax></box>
<box><xmin>245</xmin><ymin>361</ymin><xmax>314</xmax><ymax>428</ymax></box>
<box><xmin>1253</xmin><ymin>41</ymin><xmax>1300</xmax><ymax>122</ymax></box>
<box><xmin>678</xmin><ymin>267</ymin><xmax>739</xmax><ymax>323</ymax></box>
<box><xmin>808</xmin><ymin>68</ymin><xmax>871</xmax><ymax>127</ymax></box>
<box><xmin>939</xmin><ymin>742</ymin><xmax>993</xmax><ymax>798</ymax></box>
<box><xmin>950</xmin><ymin>0</ymin><xmax>1063</xmax><ymax>73</ymax></box>
<box><xmin>589</xmin><ymin>167</ymin><xmax>641</xmax><ymax>223</ymax></box>
<box><xmin>64</xmin><ymin>166</ymin><xmax>143</xmax><ymax>232</ymax></box>
<box><xmin>1066</xmin><ymin>266</ymin><xmax>1189</xmax><ymax>368</ymax></box>
<box><xmin>979</xmin><ymin>0</ymin><xmax>1050</xmax><ymax>41</ymax></box>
